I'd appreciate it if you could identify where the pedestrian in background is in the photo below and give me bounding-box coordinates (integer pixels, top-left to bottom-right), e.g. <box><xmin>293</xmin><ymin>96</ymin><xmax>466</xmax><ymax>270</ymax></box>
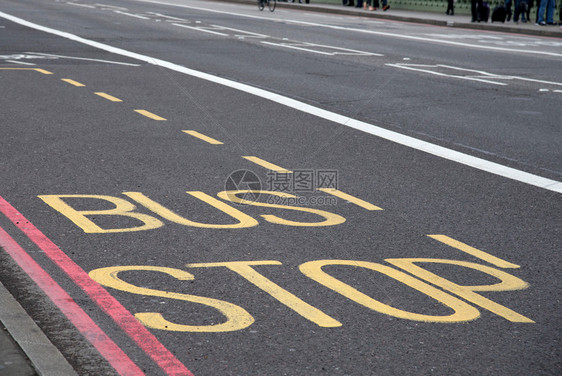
<box><xmin>446</xmin><ymin>0</ymin><xmax>455</xmax><ymax>15</ymax></box>
<box><xmin>536</xmin><ymin>0</ymin><xmax>555</xmax><ymax>24</ymax></box>
<box><xmin>371</xmin><ymin>0</ymin><xmax>390</xmax><ymax>10</ymax></box>
<box><xmin>534</xmin><ymin>0</ymin><xmax>541</xmax><ymax>22</ymax></box>
<box><xmin>513</xmin><ymin>0</ymin><xmax>528</xmax><ymax>22</ymax></box>
<box><xmin>525</xmin><ymin>0</ymin><xmax>533</xmax><ymax>23</ymax></box>
<box><xmin>471</xmin><ymin>0</ymin><xmax>483</xmax><ymax>21</ymax></box>
<box><xmin>504</xmin><ymin>0</ymin><xmax>513</xmax><ymax>20</ymax></box>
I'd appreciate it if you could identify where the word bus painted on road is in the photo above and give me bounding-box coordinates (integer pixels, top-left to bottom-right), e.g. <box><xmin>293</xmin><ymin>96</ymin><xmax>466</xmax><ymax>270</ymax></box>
<box><xmin>39</xmin><ymin>190</ymin><xmax>351</xmax><ymax>232</ymax></box>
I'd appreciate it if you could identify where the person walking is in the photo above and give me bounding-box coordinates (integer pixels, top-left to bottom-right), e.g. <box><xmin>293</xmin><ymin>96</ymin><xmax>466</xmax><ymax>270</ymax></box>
<box><xmin>525</xmin><ymin>0</ymin><xmax>533</xmax><ymax>23</ymax></box>
<box><xmin>504</xmin><ymin>0</ymin><xmax>513</xmax><ymax>20</ymax></box>
<box><xmin>513</xmin><ymin>0</ymin><xmax>528</xmax><ymax>22</ymax></box>
<box><xmin>446</xmin><ymin>0</ymin><xmax>455</xmax><ymax>15</ymax></box>
<box><xmin>471</xmin><ymin>0</ymin><xmax>484</xmax><ymax>21</ymax></box>
<box><xmin>536</xmin><ymin>0</ymin><xmax>555</xmax><ymax>24</ymax></box>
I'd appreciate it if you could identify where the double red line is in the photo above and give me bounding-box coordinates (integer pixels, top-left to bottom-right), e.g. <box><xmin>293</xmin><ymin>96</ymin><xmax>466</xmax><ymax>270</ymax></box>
<box><xmin>0</xmin><ymin>196</ymin><xmax>193</xmax><ymax>376</ymax></box>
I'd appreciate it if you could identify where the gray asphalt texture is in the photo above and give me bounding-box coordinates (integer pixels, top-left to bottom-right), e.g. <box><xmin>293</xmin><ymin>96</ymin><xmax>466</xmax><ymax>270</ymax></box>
<box><xmin>0</xmin><ymin>0</ymin><xmax>560</xmax><ymax>375</ymax></box>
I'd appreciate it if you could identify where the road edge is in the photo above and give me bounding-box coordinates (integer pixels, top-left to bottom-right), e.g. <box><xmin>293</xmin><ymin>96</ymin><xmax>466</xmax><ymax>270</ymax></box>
<box><xmin>0</xmin><ymin>280</ymin><xmax>77</xmax><ymax>376</ymax></box>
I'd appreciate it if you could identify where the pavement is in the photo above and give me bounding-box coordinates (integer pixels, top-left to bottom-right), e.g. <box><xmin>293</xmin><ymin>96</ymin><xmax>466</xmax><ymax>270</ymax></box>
<box><xmin>254</xmin><ymin>0</ymin><xmax>562</xmax><ymax>37</ymax></box>
<box><xmin>0</xmin><ymin>280</ymin><xmax>76</xmax><ymax>376</ymax></box>
<box><xmin>0</xmin><ymin>2</ymin><xmax>560</xmax><ymax>376</ymax></box>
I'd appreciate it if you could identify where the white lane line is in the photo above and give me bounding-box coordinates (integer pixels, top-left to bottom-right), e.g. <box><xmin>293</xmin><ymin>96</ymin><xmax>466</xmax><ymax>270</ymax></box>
<box><xmin>94</xmin><ymin>3</ymin><xmax>129</xmax><ymax>10</ymax></box>
<box><xmin>262</xmin><ymin>41</ymin><xmax>383</xmax><ymax>56</ymax></box>
<box><xmin>25</xmin><ymin>52</ymin><xmax>141</xmax><ymax>66</ymax></box>
<box><xmin>389</xmin><ymin>63</ymin><xmax>562</xmax><ymax>87</ymax></box>
<box><xmin>210</xmin><ymin>25</ymin><xmax>268</xmax><ymax>38</ymax></box>
<box><xmin>5</xmin><ymin>60</ymin><xmax>36</xmax><ymax>65</ymax></box>
<box><xmin>1</xmin><ymin>10</ymin><xmax>559</xmax><ymax>194</ymax></box>
<box><xmin>113</xmin><ymin>10</ymin><xmax>150</xmax><ymax>20</ymax></box>
<box><xmin>439</xmin><ymin>64</ymin><xmax>562</xmax><ymax>86</ymax></box>
<box><xmin>146</xmin><ymin>12</ymin><xmax>188</xmax><ymax>22</ymax></box>
<box><xmin>386</xmin><ymin>64</ymin><xmax>508</xmax><ymax>86</ymax></box>
<box><xmin>262</xmin><ymin>42</ymin><xmax>336</xmax><ymax>55</ymax></box>
<box><xmin>128</xmin><ymin>0</ymin><xmax>562</xmax><ymax>58</ymax></box>
<box><xmin>66</xmin><ymin>2</ymin><xmax>96</xmax><ymax>8</ymax></box>
<box><xmin>172</xmin><ymin>23</ymin><xmax>228</xmax><ymax>36</ymax></box>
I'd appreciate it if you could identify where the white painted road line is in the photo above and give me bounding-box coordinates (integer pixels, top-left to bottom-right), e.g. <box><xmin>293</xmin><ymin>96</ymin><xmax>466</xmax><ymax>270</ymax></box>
<box><xmin>25</xmin><ymin>52</ymin><xmax>141</xmax><ymax>66</ymax></box>
<box><xmin>66</xmin><ymin>2</ymin><xmax>95</xmax><ymax>9</ymax></box>
<box><xmin>386</xmin><ymin>64</ymin><xmax>508</xmax><ymax>86</ymax></box>
<box><xmin>0</xmin><ymin>10</ymin><xmax>560</xmax><ymax>194</ymax></box>
<box><xmin>94</xmin><ymin>3</ymin><xmax>129</xmax><ymax>11</ymax></box>
<box><xmin>5</xmin><ymin>59</ymin><xmax>36</xmax><ymax>65</ymax></box>
<box><xmin>113</xmin><ymin>10</ymin><xmax>151</xmax><ymax>20</ymax></box>
<box><xmin>262</xmin><ymin>41</ymin><xmax>383</xmax><ymax>56</ymax></box>
<box><xmin>129</xmin><ymin>0</ymin><xmax>562</xmax><ymax>58</ymax></box>
<box><xmin>172</xmin><ymin>23</ymin><xmax>229</xmax><ymax>36</ymax></box>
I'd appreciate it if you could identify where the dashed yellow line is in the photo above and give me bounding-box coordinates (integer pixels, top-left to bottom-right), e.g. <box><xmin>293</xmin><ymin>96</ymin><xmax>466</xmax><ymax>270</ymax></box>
<box><xmin>134</xmin><ymin>109</ymin><xmax>167</xmax><ymax>121</ymax></box>
<box><xmin>427</xmin><ymin>235</ymin><xmax>520</xmax><ymax>269</ymax></box>
<box><xmin>95</xmin><ymin>92</ymin><xmax>123</xmax><ymax>102</ymax></box>
<box><xmin>34</xmin><ymin>69</ymin><xmax>53</xmax><ymax>75</ymax></box>
<box><xmin>0</xmin><ymin>68</ymin><xmax>52</xmax><ymax>74</ymax></box>
<box><xmin>182</xmin><ymin>130</ymin><xmax>223</xmax><ymax>145</ymax></box>
<box><xmin>242</xmin><ymin>156</ymin><xmax>292</xmax><ymax>173</ymax></box>
<box><xmin>61</xmin><ymin>78</ymin><xmax>86</xmax><ymax>87</ymax></box>
<box><xmin>318</xmin><ymin>188</ymin><xmax>383</xmax><ymax>210</ymax></box>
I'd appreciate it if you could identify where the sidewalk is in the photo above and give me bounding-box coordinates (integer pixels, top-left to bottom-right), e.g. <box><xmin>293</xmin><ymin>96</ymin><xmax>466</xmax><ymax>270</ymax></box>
<box><xmin>236</xmin><ymin>0</ymin><xmax>562</xmax><ymax>37</ymax></box>
<box><xmin>0</xmin><ymin>281</ymin><xmax>76</xmax><ymax>376</ymax></box>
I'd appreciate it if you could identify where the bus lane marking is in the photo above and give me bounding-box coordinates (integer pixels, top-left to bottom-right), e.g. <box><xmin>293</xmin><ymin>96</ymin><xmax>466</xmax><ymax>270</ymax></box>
<box><xmin>428</xmin><ymin>234</ymin><xmax>520</xmax><ymax>269</ymax></box>
<box><xmin>0</xmin><ymin>195</ymin><xmax>193</xmax><ymax>376</ymax></box>
<box><xmin>243</xmin><ymin>156</ymin><xmax>293</xmax><ymax>173</ymax></box>
<box><xmin>62</xmin><ymin>78</ymin><xmax>86</xmax><ymax>87</ymax></box>
<box><xmin>187</xmin><ymin>261</ymin><xmax>343</xmax><ymax>328</ymax></box>
<box><xmin>0</xmin><ymin>67</ymin><xmax>52</xmax><ymax>74</ymax></box>
<box><xmin>182</xmin><ymin>130</ymin><xmax>223</xmax><ymax>145</ymax></box>
<box><xmin>88</xmin><ymin>265</ymin><xmax>255</xmax><ymax>332</ymax></box>
<box><xmin>318</xmin><ymin>188</ymin><xmax>383</xmax><ymax>211</ymax></box>
<box><xmin>95</xmin><ymin>92</ymin><xmax>123</xmax><ymax>102</ymax></box>
<box><xmin>87</xmin><ymin>234</ymin><xmax>533</xmax><ymax>331</ymax></box>
<box><xmin>134</xmin><ymin>109</ymin><xmax>167</xmax><ymax>121</ymax></box>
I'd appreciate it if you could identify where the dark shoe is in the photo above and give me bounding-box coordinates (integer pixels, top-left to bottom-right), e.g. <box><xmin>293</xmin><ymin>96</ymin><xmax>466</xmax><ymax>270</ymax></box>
<box><xmin>383</xmin><ymin>4</ymin><xmax>390</xmax><ymax>10</ymax></box>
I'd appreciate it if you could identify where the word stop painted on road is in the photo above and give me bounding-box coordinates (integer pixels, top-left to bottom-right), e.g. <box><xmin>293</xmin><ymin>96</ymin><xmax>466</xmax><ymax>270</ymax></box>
<box><xmin>88</xmin><ymin>236</ymin><xmax>534</xmax><ymax>332</ymax></box>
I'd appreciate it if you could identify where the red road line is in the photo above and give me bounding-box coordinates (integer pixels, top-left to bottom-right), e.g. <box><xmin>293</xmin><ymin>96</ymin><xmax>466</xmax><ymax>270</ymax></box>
<box><xmin>0</xmin><ymin>196</ymin><xmax>194</xmax><ymax>376</ymax></box>
<box><xmin>0</xmin><ymin>226</ymin><xmax>144</xmax><ymax>376</ymax></box>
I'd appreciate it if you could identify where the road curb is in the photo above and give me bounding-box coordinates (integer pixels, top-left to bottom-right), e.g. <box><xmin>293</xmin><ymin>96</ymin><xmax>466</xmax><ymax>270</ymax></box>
<box><xmin>0</xmin><ymin>280</ymin><xmax>77</xmax><ymax>376</ymax></box>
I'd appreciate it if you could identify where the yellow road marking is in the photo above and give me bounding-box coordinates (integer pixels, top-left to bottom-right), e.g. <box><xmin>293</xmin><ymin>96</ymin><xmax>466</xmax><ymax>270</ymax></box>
<box><xmin>62</xmin><ymin>78</ymin><xmax>85</xmax><ymax>87</ymax></box>
<box><xmin>242</xmin><ymin>156</ymin><xmax>292</xmax><ymax>173</ymax></box>
<box><xmin>427</xmin><ymin>235</ymin><xmax>520</xmax><ymax>269</ymax></box>
<box><xmin>182</xmin><ymin>130</ymin><xmax>223</xmax><ymax>145</ymax></box>
<box><xmin>134</xmin><ymin>110</ymin><xmax>167</xmax><ymax>121</ymax></box>
<box><xmin>95</xmin><ymin>92</ymin><xmax>123</xmax><ymax>102</ymax></box>
<box><xmin>317</xmin><ymin>188</ymin><xmax>383</xmax><ymax>210</ymax></box>
<box><xmin>34</xmin><ymin>69</ymin><xmax>53</xmax><ymax>74</ymax></box>
<box><xmin>0</xmin><ymin>68</ymin><xmax>52</xmax><ymax>74</ymax></box>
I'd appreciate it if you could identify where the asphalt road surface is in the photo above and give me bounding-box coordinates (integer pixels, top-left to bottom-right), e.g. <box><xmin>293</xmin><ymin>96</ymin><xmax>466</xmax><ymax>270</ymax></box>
<box><xmin>0</xmin><ymin>0</ymin><xmax>561</xmax><ymax>375</ymax></box>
